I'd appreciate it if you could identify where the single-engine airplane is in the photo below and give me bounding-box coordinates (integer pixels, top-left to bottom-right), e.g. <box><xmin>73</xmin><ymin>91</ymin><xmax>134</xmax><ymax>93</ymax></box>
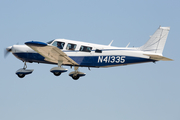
<box><xmin>5</xmin><ymin>26</ymin><xmax>173</xmax><ymax>80</ymax></box>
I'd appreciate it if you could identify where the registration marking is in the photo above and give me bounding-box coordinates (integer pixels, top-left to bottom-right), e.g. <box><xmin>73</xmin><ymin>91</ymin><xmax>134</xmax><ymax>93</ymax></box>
<box><xmin>98</xmin><ymin>56</ymin><xmax>125</xmax><ymax>63</ymax></box>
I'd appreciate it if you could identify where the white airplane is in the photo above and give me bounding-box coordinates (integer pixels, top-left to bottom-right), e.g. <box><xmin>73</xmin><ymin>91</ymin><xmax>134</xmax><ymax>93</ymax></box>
<box><xmin>5</xmin><ymin>26</ymin><xmax>173</xmax><ymax>80</ymax></box>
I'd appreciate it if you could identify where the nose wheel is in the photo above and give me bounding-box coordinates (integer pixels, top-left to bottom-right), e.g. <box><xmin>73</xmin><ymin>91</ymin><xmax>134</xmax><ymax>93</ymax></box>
<box><xmin>17</xmin><ymin>74</ymin><xmax>25</xmax><ymax>78</ymax></box>
<box><xmin>16</xmin><ymin>62</ymin><xmax>34</xmax><ymax>78</ymax></box>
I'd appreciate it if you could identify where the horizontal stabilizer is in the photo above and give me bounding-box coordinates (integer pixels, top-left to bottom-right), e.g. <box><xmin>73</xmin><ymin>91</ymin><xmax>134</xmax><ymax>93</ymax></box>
<box><xmin>144</xmin><ymin>54</ymin><xmax>173</xmax><ymax>61</ymax></box>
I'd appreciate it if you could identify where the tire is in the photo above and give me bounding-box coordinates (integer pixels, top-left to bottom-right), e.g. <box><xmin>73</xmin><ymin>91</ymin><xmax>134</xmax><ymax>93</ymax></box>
<box><xmin>53</xmin><ymin>72</ymin><xmax>61</xmax><ymax>76</ymax></box>
<box><xmin>72</xmin><ymin>75</ymin><xmax>79</xmax><ymax>80</ymax></box>
<box><xmin>17</xmin><ymin>74</ymin><xmax>25</xmax><ymax>78</ymax></box>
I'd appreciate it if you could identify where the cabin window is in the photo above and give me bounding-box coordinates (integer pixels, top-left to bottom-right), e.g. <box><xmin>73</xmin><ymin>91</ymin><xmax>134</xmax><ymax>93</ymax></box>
<box><xmin>66</xmin><ymin>43</ymin><xmax>77</xmax><ymax>51</ymax></box>
<box><xmin>79</xmin><ymin>45</ymin><xmax>92</xmax><ymax>52</ymax></box>
<box><xmin>52</xmin><ymin>41</ymin><xmax>65</xmax><ymax>49</ymax></box>
<box><xmin>95</xmin><ymin>49</ymin><xmax>102</xmax><ymax>53</ymax></box>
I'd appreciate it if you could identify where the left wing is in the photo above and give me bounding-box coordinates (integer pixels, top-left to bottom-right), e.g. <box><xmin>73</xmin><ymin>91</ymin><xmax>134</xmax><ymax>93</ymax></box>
<box><xmin>25</xmin><ymin>41</ymin><xmax>79</xmax><ymax>65</ymax></box>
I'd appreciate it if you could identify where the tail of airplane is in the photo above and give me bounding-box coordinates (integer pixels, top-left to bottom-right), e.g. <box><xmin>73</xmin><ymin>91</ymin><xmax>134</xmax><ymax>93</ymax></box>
<box><xmin>140</xmin><ymin>26</ymin><xmax>170</xmax><ymax>54</ymax></box>
<box><xmin>140</xmin><ymin>26</ymin><xmax>173</xmax><ymax>61</ymax></box>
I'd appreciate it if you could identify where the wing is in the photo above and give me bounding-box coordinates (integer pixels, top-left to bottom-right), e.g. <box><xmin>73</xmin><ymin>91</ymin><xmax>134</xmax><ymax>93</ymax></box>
<box><xmin>25</xmin><ymin>41</ymin><xmax>79</xmax><ymax>65</ymax></box>
<box><xmin>144</xmin><ymin>54</ymin><xmax>173</xmax><ymax>61</ymax></box>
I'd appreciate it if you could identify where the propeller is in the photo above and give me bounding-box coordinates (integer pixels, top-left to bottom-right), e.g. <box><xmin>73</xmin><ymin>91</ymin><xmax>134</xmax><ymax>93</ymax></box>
<box><xmin>4</xmin><ymin>46</ymin><xmax>12</xmax><ymax>58</ymax></box>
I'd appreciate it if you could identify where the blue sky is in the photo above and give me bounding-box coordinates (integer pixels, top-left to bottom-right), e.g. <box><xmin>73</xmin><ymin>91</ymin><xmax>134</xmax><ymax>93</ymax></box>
<box><xmin>1</xmin><ymin>0</ymin><xmax>180</xmax><ymax>120</ymax></box>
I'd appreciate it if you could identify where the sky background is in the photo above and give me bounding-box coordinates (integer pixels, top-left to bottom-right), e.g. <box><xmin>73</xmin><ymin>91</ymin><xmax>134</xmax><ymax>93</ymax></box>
<box><xmin>0</xmin><ymin>0</ymin><xmax>180</xmax><ymax>120</ymax></box>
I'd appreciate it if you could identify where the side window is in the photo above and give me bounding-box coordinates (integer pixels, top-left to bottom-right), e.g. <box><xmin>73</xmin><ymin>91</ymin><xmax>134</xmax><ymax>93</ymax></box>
<box><xmin>52</xmin><ymin>41</ymin><xmax>65</xmax><ymax>49</ymax></box>
<box><xmin>66</xmin><ymin>43</ymin><xmax>77</xmax><ymax>51</ymax></box>
<box><xmin>79</xmin><ymin>45</ymin><xmax>92</xmax><ymax>52</ymax></box>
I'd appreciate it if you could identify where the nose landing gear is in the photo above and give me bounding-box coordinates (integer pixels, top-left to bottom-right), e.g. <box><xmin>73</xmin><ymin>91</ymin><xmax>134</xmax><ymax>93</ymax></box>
<box><xmin>16</xmin><ymin>62</ymin><xmax>34</xmax><ymax>78</ymax></box>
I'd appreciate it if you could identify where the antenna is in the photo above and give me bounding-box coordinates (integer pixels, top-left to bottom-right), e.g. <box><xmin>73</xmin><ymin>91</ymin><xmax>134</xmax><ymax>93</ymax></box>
<box><xmin>126</xmin><ymin>42</ymin><xmax>130</xmax><ymax>48</ymax></box>
<box><xmin>108</xmin><ymin>40</ymin><xmax>114</xmax><ymax>46</ymax></box>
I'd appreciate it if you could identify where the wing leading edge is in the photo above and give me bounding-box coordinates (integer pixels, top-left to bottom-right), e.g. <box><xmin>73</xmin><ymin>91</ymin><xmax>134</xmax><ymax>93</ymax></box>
<box><xmin>25</xmin><ymin>41</ymin><xmax>79</xmax><ymax>65</ymax></box>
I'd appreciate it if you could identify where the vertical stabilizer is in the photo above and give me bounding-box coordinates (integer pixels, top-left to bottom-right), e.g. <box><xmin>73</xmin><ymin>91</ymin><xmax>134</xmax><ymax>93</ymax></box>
<box><xmin>140</xmin><ymin>27</ymin><xmax>170</xmax><ymax>54</ymax></box>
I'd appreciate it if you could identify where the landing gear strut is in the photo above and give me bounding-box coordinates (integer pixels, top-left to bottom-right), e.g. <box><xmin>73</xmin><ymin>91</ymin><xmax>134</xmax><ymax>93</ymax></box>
<box><xmin>16</xmin><ymin>62</ymin><xmax>34</xmax><ymax>78</ymax></box>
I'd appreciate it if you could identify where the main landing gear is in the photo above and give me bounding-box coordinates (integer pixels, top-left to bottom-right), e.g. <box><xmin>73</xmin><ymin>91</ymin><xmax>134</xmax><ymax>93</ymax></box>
<box><xmin>50</xmin><ymin>61</ymin><xmax>85</xmax><ymax>80</ymax></box>
<box><xmin>69</xmin><ymin>66</ymin><xmax>86</xmax><ymax>80</ymax></box>
<box><xmin>50</xmin><ymin>67</ymin><xmax>68</xmax><ymax>76</ymax></box>
<box><xmin>16</xmin><ymin>62</ymin><xmax>34</xmax><ymax>78</ymax></box>
<box><xmin>50</xmin><ymin>60</ymin><xmax>68</xmax><ymax>76</ymax></box>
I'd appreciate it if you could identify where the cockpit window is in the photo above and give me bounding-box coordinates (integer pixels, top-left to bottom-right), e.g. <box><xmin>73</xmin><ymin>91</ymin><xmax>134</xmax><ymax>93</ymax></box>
<box><xmin>66</xmin><ymin>43</ymin><xmax>77</xmax><ymax>51</ymax></box>
<box><xmin>52</xmin><ymin>41</ymin><xmax>65</xmax><ymax>49</ymax></box>
<box><xmin>47</xmin><ymin>40</ymin><xmax>54</xmax><ymax>44</ymax></box>
<box><xmin>79</xmin><ymin>45</ymin><xmax>92</xmax><ymax>52</ymax></box>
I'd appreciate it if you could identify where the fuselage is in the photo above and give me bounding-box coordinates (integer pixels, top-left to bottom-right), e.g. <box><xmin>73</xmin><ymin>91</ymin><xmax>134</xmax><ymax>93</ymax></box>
<box><xmin>11</xmin><ymin>39</ymin><xmax>155</xmax><ymax>68</ymax></box>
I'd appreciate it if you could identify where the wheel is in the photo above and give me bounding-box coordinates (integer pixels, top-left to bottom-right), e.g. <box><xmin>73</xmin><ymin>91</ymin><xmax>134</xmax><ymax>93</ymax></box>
<box><xmin>53</xmin><ymin>72</ymin><xmax>61</xmax><ymax>76</ymax></box>
<box><xmin>72</xmin><ymin>75</ymin><xmax>79</xmax><ymax>80</ymax></box>
<box><xmin>17</xmin><ymin>74</ymin><xmax>25</xmax><ymax>78</ymax></box>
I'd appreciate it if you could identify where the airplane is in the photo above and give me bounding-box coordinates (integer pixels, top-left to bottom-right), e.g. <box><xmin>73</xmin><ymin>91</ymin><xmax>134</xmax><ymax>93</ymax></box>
<box><xmin>4</xmin><ymin>26</ymin><xmax>173</xmax><ymax>80</ymax></box>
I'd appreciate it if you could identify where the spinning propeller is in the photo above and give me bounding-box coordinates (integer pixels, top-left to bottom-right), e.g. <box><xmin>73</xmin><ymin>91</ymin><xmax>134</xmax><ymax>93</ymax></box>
<box><xmin>4</xmin><ymin>46</ymin><xmax>12</xmax><ymax>58</ymax></box>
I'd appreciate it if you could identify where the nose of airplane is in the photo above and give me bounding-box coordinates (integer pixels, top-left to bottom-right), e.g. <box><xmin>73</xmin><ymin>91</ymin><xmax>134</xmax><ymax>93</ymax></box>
<box><xmin>4</xmin><ymin>46</ymin><xmax>13</xmax><ymax>58</ymax></box>
<box><xmin>6</xmin><ymin>46</ymin><xmax>13</xmax><ymax>52</ymax></box>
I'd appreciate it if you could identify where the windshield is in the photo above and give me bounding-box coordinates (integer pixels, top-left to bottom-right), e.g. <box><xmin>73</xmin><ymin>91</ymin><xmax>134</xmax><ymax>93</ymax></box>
<box><xmin>46</xmin><ymin>40</ymin><xmax>54</xmax><ymax>44</ymax></box>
